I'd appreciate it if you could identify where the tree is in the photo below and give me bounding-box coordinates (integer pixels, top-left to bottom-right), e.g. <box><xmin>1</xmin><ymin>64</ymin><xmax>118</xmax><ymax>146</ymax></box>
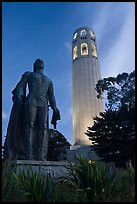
<box><xmin>86</xmin><ymin>107</ymin><xmax>135</xmax><ymax>167</ymax></box>
<box><xmin>47</xmin><ymin>129</ymin><xmax>70</xmax><ymax>161</ymax></box>
<box><xmin>95</xmin><ymin>70</ymin><xmax>135</xmax><ymax>111</ymax></box>
<box><xmin>86</xmin><ymin>70</ymin><xmax>135</xmax><ymax>168</ymax></box>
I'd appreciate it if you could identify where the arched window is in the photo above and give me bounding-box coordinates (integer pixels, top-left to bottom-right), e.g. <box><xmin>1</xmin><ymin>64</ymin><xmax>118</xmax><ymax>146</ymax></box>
<box><xmin>91</xmin><ymin>44</ymin><xmax>97</xmax><ymax>58</ymax></box>
<box><xmin>73</xmin><ymin>46</ymin><xmax>78</xmax><ymax>60</ymax></box>
<box><xmin>73</xmin><ymin>32</ymin><xmax>77</xmax><ymax>39</ymax></box>
<box><xmin>90</xmin><ymin>30</ymin><xmax>95</xmax><ymax>38</ymax></box>
<box><xmin>80</xmin><ymin>30</ymin><xmax>87</xmax><ymax>37</ymax></box>
<box><xmin>81</xmin><ymin>43</ymin><xmax>88</xmax><ymax>56</ymax></box>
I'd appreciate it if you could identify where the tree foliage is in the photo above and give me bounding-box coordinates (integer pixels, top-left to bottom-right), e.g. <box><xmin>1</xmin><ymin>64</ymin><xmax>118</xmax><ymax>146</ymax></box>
<box><xmin>86</xmin><ymin>70</ymin><xmax>135</xmax><ymax>167</ymax></box>
<box><xmin>47</xmin><ymin>129</ymin><xmax>70</xmax><ymax>161</ymax></box>
<box><xmin>86</xmin><ymin>107</ymin><xmax>135</xmax><ymax>166</ymax></box>
<box><xmin>95</xmin><ymin>70</ymin><xmax>135</xmax><ymax>110</ymax></box>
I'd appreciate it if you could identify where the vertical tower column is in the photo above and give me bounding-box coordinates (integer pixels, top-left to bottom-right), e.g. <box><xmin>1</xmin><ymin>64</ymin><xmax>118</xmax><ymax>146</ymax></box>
<box><xmin>72</xmin><ymin>27</ymin><xmax>104</xmax><ymax>146</ymax></box>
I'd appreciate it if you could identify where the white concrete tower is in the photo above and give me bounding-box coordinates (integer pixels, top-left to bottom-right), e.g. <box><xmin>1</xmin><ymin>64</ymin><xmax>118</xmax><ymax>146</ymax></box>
<box><xmin>72</xmin><ymin>27</ymin><xmax>104</xmax><ymax>146</ymax></box>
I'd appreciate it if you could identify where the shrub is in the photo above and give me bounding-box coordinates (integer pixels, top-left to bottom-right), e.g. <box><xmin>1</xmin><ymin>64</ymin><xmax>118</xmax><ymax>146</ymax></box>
<box><xmin>2</xmin><ymin>161</ymin><xmax>27</xmax><ymax>202</ymax></box>
<box><xmin>2</xmin><ymin>157</ymin><xmax>134</xmax><ymax>202</ymax></box>
<box><xmin>17</xmin><ymin>165</ymin><xmax>54</xmax><ymax>202</ymax></box>
<box><xmin>59</xmin><ymin>155</ymin><xmax>135</xmax><ymax>202</ymax></box>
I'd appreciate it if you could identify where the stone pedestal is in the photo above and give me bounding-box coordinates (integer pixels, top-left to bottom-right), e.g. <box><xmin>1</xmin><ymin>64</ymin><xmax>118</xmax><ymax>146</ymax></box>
<box><xmin>9</xmin><ymin>160</ymin><xmax>70</xmax><ymax>179</ymax></box>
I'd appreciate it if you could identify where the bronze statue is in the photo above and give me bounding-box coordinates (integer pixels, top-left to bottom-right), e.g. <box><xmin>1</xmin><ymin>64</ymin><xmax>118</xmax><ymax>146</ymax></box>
<box><xmin>5</xmin><ymin>59</ymin><xmax>60</xmax><ymax>161</ymax></box>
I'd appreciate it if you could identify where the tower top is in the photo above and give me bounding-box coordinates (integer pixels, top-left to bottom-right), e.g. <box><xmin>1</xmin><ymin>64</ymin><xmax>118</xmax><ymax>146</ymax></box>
<box><xmin>74</xmin><ymin>27</ymin><xmax>94</xmax><ymax>33</ymax></box>
<box><xmin>72</xmin><ymin>27</ymin><xmax>95</xmax><ymax>41</ymax></box>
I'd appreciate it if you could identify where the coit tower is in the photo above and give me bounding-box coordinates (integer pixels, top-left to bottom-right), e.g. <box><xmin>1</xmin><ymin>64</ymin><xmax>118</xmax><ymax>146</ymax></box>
<box><xmin>72</xmin><ymin>27</ymin><xmax>104</xmax><ymax>146</ymax></box>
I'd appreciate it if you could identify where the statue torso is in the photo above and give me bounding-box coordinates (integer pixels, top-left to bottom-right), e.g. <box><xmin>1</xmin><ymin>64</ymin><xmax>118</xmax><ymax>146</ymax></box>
<box><xmin>26</xmin><ymin>72</ymin><xmax>51</xmax><ymax>107</ymax></box>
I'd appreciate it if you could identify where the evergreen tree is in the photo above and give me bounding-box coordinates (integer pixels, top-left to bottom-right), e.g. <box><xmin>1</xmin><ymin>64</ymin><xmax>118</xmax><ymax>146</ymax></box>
<box><xmin>86</xmin><ymin>70</ymin><xmax>135</xmax><ymax>167</ymax></box>
<box><xmin>47</xmin><ymin>129</ymin><xmax>70</xmax><ymax>161</ymax></box>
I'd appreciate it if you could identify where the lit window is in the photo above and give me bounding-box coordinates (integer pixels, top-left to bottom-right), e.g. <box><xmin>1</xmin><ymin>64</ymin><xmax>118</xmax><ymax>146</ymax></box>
<box><xmin>73</xmin><ymin>46</ymin><xmax>78</xmax><ymax>60</ymax></box>
<box><xmin>73</xmin><ymin>32</ymin><xmax>77</xmax><ymax>39</ymax></box>
<box><xmin>81</xmin><ymin>43</ymin><xmax>88</xmax><ymax>55</ymax></box>
<box><xmin>90</xmin><ymin>30</ymin><xmax>95</xmax><ymax>37</ymax></box>
<box><xmin>91</xmin><ymin>44</ymin><xmax>97</xmax><ymax>58</ymax></box>
<box><xmin>80</xmin><ymin>30</ymin><xmax>87</xmax><ymax>36</ymax></box>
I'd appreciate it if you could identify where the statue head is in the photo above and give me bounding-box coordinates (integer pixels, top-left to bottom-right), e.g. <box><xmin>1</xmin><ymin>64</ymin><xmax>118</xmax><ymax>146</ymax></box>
<box><xmin>33</xmin><ymin>58</ymin><xmax>44</xmax><ymax>72</ymax></box>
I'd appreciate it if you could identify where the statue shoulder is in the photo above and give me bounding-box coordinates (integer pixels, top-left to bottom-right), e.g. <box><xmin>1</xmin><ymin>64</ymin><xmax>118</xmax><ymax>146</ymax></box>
<box><xmin>22</xmin><ymin>71</ymin><xmax>31</xmax><ymax>78</ymax></box>
<box><xmin>44</xmin><ymin>75</ymin><xmax>52</xmax><ymax>83</ymax></box>
<box><xmin>43</xmin><ymin>75</ymin><xmax>53</xmax><ymax>85</ymax></box>
<box><xmin>48</xmin><ymin>78</ymin><xmax>54</xmax><ymax>86</ymax></box>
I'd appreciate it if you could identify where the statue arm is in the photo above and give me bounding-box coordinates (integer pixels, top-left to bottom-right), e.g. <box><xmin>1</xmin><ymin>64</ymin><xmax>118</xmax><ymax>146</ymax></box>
<box><xmin>12</xmin><ymin>71</ymin><xmax>30</xmax><ymax>104</ymax></box>
<box><xmin>47</xmin><ymin>81</ymin><xmax>58</xmax><ymax>111</ymax></box>
<box><xmin>48</xmin><ymin>80</ymin><xmax>61</xmax><ymax>128</ymax></box>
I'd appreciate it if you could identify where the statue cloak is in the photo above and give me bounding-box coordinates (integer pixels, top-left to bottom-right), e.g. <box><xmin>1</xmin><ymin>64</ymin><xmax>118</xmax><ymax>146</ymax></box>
<box><xmin>5</xmin><ymin>81</ymin><xmax>27</xmax><ymax>160</ymax></box>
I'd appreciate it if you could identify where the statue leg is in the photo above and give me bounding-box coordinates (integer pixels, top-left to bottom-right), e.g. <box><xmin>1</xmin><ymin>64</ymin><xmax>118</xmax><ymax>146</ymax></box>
<box><xmin>36</xmin><ymin>107</ymin><xmax>48</xmax><ymax>161</ymax></box>
<box><xmin>25</xmin><ymin>103</ymin><xmax>37</xmax><ymax>160</ymax></box>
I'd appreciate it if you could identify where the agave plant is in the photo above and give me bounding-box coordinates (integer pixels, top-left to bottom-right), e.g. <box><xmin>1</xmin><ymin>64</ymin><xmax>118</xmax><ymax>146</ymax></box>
<box><xmin>17</xmin><ymin>165</ymin><xmax>54</xmax><ymax>202</ymax></box>
<box><xmin>2</xmin><ymin>157</ymin><xmax>134</xmax><ymax>202</ymax></box>
<box><xmin>59</xmin><ymin>155</ymin><xmax>118</xmax><ymax>202</ymax></box>
<box><xmin>50</xmin><ymin>181</ymin><xmax>88</xmax><ymax>202</ymax></box>
<box><xmin>59</xmin><ymin>155</ymin><xmax>135</xmax><ymax>202</ymax></box>
<box><xmin>2</xmin><ymin>161</ymin><xmax>27</xmax><ymax>202</ymax></box>
<box><xmin>112</xmin><ymin>167</ymin><xmax>135</xmax><ymax>202</ymax></box>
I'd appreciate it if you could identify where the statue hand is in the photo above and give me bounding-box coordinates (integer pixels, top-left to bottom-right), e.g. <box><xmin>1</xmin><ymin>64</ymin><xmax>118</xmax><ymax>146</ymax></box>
<box><xmin>54</xmin><ymin>107</ymin><xmax>59</xmax><ymax>114</ymax></box>
<box><xmin>51</xmin><ymin>108</ymin><xmax>61</xmax><ymax>128</ymax></box>
<box><xmin>54</xmin><ymin>108</ymin><xmax>61</xmax><ymax>120</ymax></box>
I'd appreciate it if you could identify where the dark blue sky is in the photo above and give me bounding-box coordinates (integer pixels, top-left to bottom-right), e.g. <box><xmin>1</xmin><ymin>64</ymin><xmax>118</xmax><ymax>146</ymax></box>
<box><xmin>2</xmin><ymin>2</ymin><xmax>135</xmax><ymax>145</ymax></box>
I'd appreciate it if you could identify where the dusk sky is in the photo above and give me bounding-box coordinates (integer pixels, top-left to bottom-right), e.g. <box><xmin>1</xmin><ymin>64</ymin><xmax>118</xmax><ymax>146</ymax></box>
<box><xmin>2</xmin><ymin>2</ymin><xmax>135</xmax><ymax>146</ymax></box>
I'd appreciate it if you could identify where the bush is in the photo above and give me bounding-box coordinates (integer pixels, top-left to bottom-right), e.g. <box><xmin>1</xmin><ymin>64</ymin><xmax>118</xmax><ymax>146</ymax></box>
<box><xmin>2</xmin><ymin>161</ymin><xmax>28</xmax><ymax>202</ymax></box>
<box><xmin>59</xmin><ymin>155</ymin><xmax>135</xmax><ymax>202</ymax></box>
<box><xmin>112</xmin><ymin>167</ymin><xmax>135</xmax><ymax>202</ymax></box>
<box><xmin>2</xmin><ymin>157</ymin><xmax>135</xmax><ymax>202</ymax></box>
<box><xmin>17</xmin><ymin>165</ymin><xmax>54</xmax><ymax>202</ymax></box>
<box><xmin>50</xmin><ymin>181</ymin><xmax>88</xmax><ymax>202</ymax></box>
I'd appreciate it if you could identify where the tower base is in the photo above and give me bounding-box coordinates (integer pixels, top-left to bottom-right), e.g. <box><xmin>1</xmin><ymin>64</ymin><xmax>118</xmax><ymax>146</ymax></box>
<box><xmin>67</xmin><ymin>145</ymin><xmax>99</xmax><ymax>162</ymax></box>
